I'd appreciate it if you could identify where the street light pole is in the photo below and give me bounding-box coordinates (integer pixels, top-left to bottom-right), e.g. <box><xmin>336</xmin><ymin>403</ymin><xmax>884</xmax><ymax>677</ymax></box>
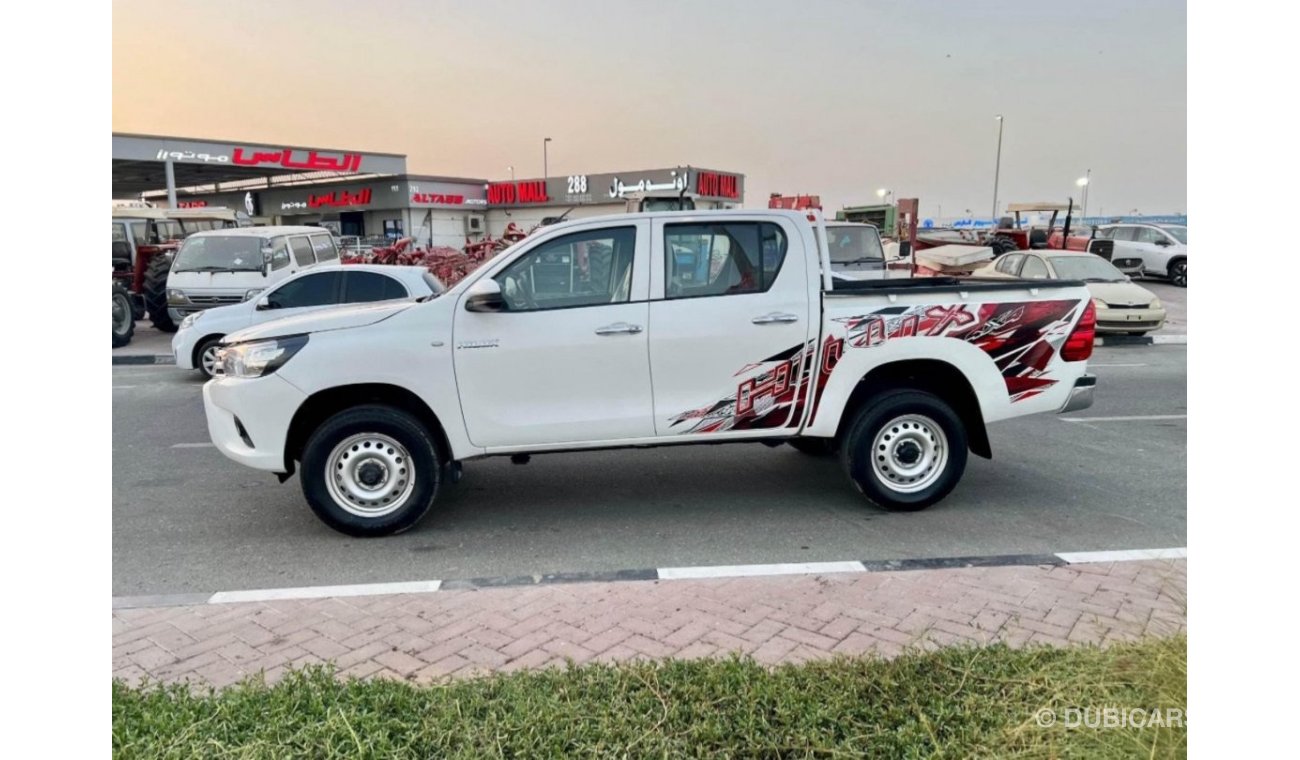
<box><xmin>508</xmin><ymin>166</ymin><xmax>515</xmax><ymax>181</ymax></box>
<box><xmin>543</xmin><ymin>138</ymin><xmax>552</xmax><ymax>182</ymax></box>
<box><xmin>992</xmin><ymin>115</ymin><xmax>1004</xmax><ymax>223</ymax></box>
<box><xmin>1082</xmin><ymin>168</ymin><xmax>1091</xmax><ymax>217</ymax></box>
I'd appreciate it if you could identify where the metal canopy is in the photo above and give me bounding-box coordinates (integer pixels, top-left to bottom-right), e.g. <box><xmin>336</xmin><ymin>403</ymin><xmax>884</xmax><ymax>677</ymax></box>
<box><xmin>112</xmin><ymin>133</ymin><xmax>407</xmax><ymax>198</ymax></box>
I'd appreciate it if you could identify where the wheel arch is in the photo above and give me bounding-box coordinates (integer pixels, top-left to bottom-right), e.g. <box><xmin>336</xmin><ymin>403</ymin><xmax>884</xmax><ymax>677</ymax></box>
<box><xmin>285</xmin><ymin>384</ymin><xmax>453</xmax><ymax>474</ymax></box>
<box><xmin>191</xmin><ymin>333</ymin><xmax>227</xmax><ymax>368</ymax></box>
<box><xmin>833</xmin><ymin>358</ymin><xmax>992</xmax><ymax>459</ymax></box>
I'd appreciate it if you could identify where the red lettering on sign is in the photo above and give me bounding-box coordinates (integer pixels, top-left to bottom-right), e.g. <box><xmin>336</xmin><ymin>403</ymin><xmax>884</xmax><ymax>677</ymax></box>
<box><xmin>487</xmin><ymin>181</ymin><xmax>549</xmax><ymax>205</ymax></box>
<box><xmin>411</xmin><ymin>193</ymin><xmax>466</xmax><ymax>205</ymax></box>
<box><xmin>696</xmin><ymin>171</ymin><xmax>740</xmax><ymax>199</ymax></box>
<box><xmin>306</xmin><ymin>188</ymin><xmax>372</xmax><ymax>208</ymax></box>
<box><xmin>176</xmin><ymin>200</ymin><xmax>207</xmax><ymax>208</ymax></box>
<box><xmin>232</xmin><ymin>147</ymin><xmax>362</xmax><ymax>172</ymax></box>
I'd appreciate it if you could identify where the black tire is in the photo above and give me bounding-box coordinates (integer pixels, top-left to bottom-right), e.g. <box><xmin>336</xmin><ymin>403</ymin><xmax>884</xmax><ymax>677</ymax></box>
<box><xmin>839</xmin><ymin>389</ymin><xmax>968</xmax><ymax>512</ymax></box>
<box><xmin>142</xmin><ymin>254</ymin><xmax>177</xmax><ymax>332</ymax></box>
<box><xmin>193</xmin><ymin>335</ymin><xmax>225</xmax><ymax>379</ymax></box>
<box><xmin>989</xmin><ymin>237</ymin><xmax>1018</xmax><ymax>257</ymax></box>
<box><xmin>300</xmin><ymin>405</ymin><xmax>442</xmax><ymax>537</ymax></box>
<box><xmin>112</xmin><ymin>282</ymin><xmax>135</xmax><ymax>348</ymax></box>
<box><xmin>1168</xmin><ymin>258</ymin><xmax>1186</xmax><ymax>288</ymax></box>
<box><xmin>788</xmin><ymin>437</ymin><xmax>836</xmax><ymax>456</ymax></box>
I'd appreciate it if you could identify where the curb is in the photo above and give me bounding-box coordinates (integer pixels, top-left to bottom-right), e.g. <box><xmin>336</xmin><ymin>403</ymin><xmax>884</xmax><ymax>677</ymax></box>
<box><xmin>113</xmin><ymin>354</ymin><xmax>175</xmax><ymax>366</ymax></box>
<box><xmin>1095</xmin><ymin>334</ymin><xmax>1186</xmax><ymax>347</ymax></box>
<box><xmin>112</xmin><ymin>548</ymin><xmax>1186</xmax><ymax>610</ymax></box>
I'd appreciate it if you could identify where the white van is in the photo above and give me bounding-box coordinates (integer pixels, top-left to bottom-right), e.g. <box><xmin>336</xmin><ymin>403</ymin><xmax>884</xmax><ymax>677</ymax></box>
<box><xmin>165</xmin><ymin>226</ymin><xmax>339</xmax><ymax>324</ymax></box>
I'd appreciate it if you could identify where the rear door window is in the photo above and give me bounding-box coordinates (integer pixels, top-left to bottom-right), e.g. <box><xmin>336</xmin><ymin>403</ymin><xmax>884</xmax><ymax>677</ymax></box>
<box><xmin>664</xmin><ymin>222</ymin><xmax>787</xmax><ymax>299</ymax></box>
<box><xmin>266</xmin><ymin>271</ymin><xmax>343</xmax><ymax>309</ymax></box>
<box><xmin>342</xmin><ymin>271</ymin><xmax>409</xmax><ymax>303</ymax></box>
<box><xmin>310</xmin><ymin>233</ymin><xmax>339</xmax><ymax>262</ymax></box>
<box><xmin>289</xmin><ymin>236</ymin><xmax>315</xmax><ymax>266</ymax></box>
<box><xmin>1019</xmin><ymin>255</ymin><xmax>1050</xmax><ymax>279</ymax></box>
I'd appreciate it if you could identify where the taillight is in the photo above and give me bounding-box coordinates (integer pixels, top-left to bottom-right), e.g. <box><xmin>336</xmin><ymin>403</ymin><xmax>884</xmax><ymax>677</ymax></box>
<box><xmin>1061</xmin><ymin>300</ymin><xmax>1095</xmax><ymax>362</ymax></box>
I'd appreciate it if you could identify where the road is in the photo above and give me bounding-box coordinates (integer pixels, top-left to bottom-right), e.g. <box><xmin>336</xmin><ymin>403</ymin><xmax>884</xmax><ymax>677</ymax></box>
<box><xmin>112</xmin><ymin>344</ymin><xmax>1186</xmax><ymax>597</ymax></box>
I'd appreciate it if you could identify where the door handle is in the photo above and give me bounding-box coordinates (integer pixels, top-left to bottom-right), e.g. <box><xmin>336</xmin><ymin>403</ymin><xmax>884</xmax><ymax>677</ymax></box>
<box><xmin>595</xmin><ymin>322</ymin><xmax>643</xmax><ymax>335</ymax></box>
<box><xmin>752</xmin><ymin>312</ymin><xmax>799</xmax><ymax>325</ymax></box>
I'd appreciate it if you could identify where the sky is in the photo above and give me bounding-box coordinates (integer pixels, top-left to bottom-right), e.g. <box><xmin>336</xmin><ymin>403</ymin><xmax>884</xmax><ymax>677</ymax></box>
<box><xmin>112</xmin><ymin>0</ymin><xmax>1186</xmax><ymax>219</ymax></box>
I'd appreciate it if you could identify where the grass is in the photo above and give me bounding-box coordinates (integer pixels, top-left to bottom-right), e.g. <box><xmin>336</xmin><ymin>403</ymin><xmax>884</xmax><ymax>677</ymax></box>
<box><xmin>113</xmin><ymin>635</ymin><xmax>1185</xmax><ymax>759</ymax></box>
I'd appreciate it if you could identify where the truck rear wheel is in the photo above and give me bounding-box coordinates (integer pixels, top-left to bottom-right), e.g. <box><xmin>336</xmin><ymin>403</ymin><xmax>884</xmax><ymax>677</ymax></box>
<box><xmin>300</xmin><ymin>404</ymin><xmax>442</xmax><ymax>537</ymax></box>
<box><xmin>840</xmin><ymin>390</ymin><xmax>968</xmax><ymax>511</ymax></box>
<box><xmin>112</xmin><ymin>282</ymin><xmax>135</xmax><ymax>348</ymax></box>
<box><xmin>142</xmin><ymin>254</ymin><xmax>177</xmax><ymax>332</ymax></box>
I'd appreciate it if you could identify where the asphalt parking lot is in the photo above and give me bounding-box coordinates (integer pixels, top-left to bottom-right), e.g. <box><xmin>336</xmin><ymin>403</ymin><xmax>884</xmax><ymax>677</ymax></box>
<box><xmin>112</xmin><ymin>337</ymin><xmax>1186</xmax><ymax>597</ymax></box>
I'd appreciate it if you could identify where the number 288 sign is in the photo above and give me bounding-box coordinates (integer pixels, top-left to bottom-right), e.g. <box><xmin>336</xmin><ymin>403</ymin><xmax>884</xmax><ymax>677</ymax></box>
<box><xmin>566</xmin><ymin>175</ymin><xmax>589</xmax><ymax>194</ymax></box>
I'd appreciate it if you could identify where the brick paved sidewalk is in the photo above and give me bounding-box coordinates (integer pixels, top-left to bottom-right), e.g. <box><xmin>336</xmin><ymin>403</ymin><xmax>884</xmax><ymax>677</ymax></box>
<box><xmin>113</xmin><ymin>559</ymin><xmax>1186</xmax><ymax>689</ymax></box>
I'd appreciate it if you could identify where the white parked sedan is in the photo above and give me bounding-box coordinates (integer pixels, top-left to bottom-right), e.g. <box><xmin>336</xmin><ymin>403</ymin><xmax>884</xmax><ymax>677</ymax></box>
<box><xmin>980</xmin><ymin>250</ymin><xmax>1166</xmax><ymax>335</ymax></box>
<box><xmin>173</xmin><ymin>265</ymin><xmax>442</xmax><ymax>378</ymax></box>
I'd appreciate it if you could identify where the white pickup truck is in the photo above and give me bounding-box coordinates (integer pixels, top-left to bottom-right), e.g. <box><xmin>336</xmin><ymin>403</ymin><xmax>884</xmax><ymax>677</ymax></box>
<box><xmin>204</xmin><ymin>210</ymin><xmax>1097</xmax><ymax>536</ymax></box>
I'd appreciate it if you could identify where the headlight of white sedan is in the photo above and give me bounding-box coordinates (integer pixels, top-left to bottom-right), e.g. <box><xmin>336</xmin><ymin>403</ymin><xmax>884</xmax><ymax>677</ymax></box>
<box><xmin>1149</xmin><ymin>297</ymin><xmax>1162</xmax><ymax>310</ymax></box>
<box><xmin>218</xmin><ymin>335</ymin><xmax>309</xmax><ymax>379</ymax></box>
<box><xmin>179</xmin><ymin>311</ymin><xmax>203</xmax><ymax>330</ymax></box>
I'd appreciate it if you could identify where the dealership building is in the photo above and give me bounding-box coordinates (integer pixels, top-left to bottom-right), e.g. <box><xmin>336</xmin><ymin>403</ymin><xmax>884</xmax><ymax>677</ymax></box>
<box><xmin>115</xmin><ymin>133</ymin><xmax>745</xmax><ymax>248</ymax></box>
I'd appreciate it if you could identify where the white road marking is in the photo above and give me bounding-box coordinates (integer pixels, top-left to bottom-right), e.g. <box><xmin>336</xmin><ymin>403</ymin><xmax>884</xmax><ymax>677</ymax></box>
<box><xmin>1061</xmin><ymin>414</ymin><xmax>1186</xmax><ymax>423</ymax></box>
<box><xmin>1056</xmin><ymin>547</ymin><xmax>1186</xmax><ymax>564</ymax></box>
<box><xmin>112</xmin><ymin>385</ymin><xmax>139</xmax><ymax>389</ymax></box>
<box><xmin>208</xmin><ymin>579</ymin><xmax>443</xmax><ymax>604</ymax></box>
<box><xmin>656</xmin><ymin>561</ymin><xmax>866</xmax><ymax>580</ymax></box>
<box><xmin>1152</xmin><ymin>335</ymin><xmax>1187</xmax><ymax>345</ymax></box>
<box><xmin>170</xmin><ymin>442</ymin><xmax>215</xmax><ymax>449</ymax></box>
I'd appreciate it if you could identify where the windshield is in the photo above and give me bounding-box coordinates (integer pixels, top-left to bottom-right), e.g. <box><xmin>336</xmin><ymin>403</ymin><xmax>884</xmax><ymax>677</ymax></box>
<box><xmin>1048</xmin><ymin>255</ymin><xmax>1125</xmax><ymax>282</ymax></box>
<box><xmin>155</xmin><ymin>220</ymin><xmax>184</xmax><ymax>241</ymax></box>
<box><xmin>1161</xmin><ymin>225</ymin><xmax>1187</xmax><ymax>244</ymax></box>
<box><xmin>173</xmin><ymin>236</ymin><xmax>266</xmax><ymax>273</ymax></box>
<box><xmin>826</xmin><ymin>226</ymin><xmax>885</xmax><ymax>264</ymax></box>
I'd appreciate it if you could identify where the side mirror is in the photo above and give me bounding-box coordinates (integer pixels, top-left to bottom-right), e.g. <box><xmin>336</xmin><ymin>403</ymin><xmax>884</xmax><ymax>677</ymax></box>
<box><xmin>262</xmin><ymin>249</ymin><xmax>274</xmax><ymax>277</ymax></box>
<box><xmin>255</xmin><ymin>295</ymin><xmax>274</xmax><ymax>311</ymax></box>
<box><xmin>464</xmin><ymin>278</ymin><xmax>507</xmax><ymax>313</ymax></box>
<box><xmin>1154</xmin><ymin>237</ymin><xmax>1172</xmax><ymax>247</ymax></box>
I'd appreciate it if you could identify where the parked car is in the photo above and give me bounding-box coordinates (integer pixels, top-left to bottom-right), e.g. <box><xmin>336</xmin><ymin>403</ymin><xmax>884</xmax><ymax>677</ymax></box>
<box><xmin>173</xmin><ymin>265</ymin><xmax>442</xmax><ymax>379</ymax></box>
<box><xmin>203</xmin><ymin>210</ymin><xmax>1096</xmax><ymax>536</ymax></box>
<box><xmin>980</xmin><ymin>250</ymin><xmax>1166</xmax><ymax>335</ymax></box>
<box><xmin>164</xmin><ymin>226</ymin><xmax>342</xmax><ymax>328</ymax></box>
<box><xmin>1095</xmin><ymin>223</ymin><xmax>1187</xmax><ymax>287</ymax></box>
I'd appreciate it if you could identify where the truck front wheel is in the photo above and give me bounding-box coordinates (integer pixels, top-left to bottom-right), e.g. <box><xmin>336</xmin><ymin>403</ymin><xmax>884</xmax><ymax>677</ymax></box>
<box><xmin>300</xmin><ymin>405</ymin><xmax>443</xmax><ymax>537</ymax></box>
<box><xmin>840</xmin><ymin>390</ymin><xmax>968</xmax><ymax>511</ymax></box>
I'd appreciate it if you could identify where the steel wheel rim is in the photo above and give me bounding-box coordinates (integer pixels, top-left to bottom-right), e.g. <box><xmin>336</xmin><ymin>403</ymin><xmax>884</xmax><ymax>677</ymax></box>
<box><xmin>201</xmin><ymin>344</ymin><xmax>222</xmax><ymax>376</ymax></box>
<box><xmin>870</xmin><ymin>414</ymin><xmax>948</xmax><ymax>493</ymax></box>
<box><xmin>325</xmin><ymin>433</ymin><xmax>415</xmax><ymax>518</ymax></box>
<box><xmin>113</xmin><ymin>294</ymin><xmax>130</xmax><ymax>336</ymax></box>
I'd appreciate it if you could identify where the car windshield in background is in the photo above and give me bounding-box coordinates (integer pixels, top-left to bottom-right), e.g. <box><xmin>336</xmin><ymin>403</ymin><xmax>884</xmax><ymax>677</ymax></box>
<box><xmin>826</xmin><ymin>226</ymin><xmax>884</xmax><ymax>264</ymax></box>
<box><xmin>1162</xmin><ymin>225</ymin><xmax>1187</xmax><ymax>244</ymax></box>
<box><xmin>172</xmin><ymin>236</ymin><xmax>266</xmax><ymax>273</ymax></box>
<box><xmin>1049</xmin><ymin>256</ymin><xmax>1125</xmax><ymax>282</ymax></box>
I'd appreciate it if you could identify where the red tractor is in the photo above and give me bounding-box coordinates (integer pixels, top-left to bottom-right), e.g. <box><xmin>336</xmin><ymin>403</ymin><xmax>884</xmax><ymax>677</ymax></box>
<box><xmin>990</xmin><ymin>201</ymin><xmax>1092</xmax><ymax>253</ymax></box>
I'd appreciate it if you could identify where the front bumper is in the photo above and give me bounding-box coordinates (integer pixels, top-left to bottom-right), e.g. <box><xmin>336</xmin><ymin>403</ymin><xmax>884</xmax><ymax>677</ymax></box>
<box><xmin>1058</xmin><ymin>374</ymin><xmax>1096</xmax><ymax>414</ymax></box>
<box><xmin>203</xmin><ymin>374</ymin><xmax>307</xmax><ymax>473</ymax></box>
<box><xmin>171</xmin><ymin>328</ymin><xmax>198</xmax><ymax>369</ymax></box>
<box><xmin>1096</xmin><ymin>306</ymin><xmax>1166</xmax><ymax>334</ymax></box>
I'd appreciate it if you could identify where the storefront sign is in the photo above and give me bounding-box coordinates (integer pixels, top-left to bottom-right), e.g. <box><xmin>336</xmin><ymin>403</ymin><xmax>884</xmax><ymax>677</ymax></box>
<box><xmin>308</xmin><ymin>188</ymin><xmax>372</xmax><ymax>208</ymax></box>
<box><xmin>411</xmin><ymin>192</ymin><xmax>465</xmax><ymax>205</ymax></box>
<box><xmin>114</xmin><ymin>133</ymin><xmax>407</xmax><ymax>177</ymax></box>
<box><xmin>176</xmin><ymin>200</ymin><xmax>208</xmax><ymax>208</ymax></box>
<box><xmin>695</xmin><ymin>171</ymin><xmax>740</xmax><ymax>199</ymax></box>
<box><xmin>607</xmin><ymin>170</ymin><xmax>689</xmax><ymax>198</ymax></box>
<box><xmin>487</xmin><ymin>181</ymin><xmax>550</xmax><ymax>205</ymax></box>
<box><xmin>231</xmin><ymin>147</ymin><xmax>363</xmax><ymax>172</ymax></box>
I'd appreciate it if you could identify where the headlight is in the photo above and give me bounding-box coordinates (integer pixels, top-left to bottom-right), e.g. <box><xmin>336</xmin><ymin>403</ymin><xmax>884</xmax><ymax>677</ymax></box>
<box><xmin>243</xmin><ymin>288</ymin><xmax>265</xmax><ymax>302</ymax></box>
<box><xmin>218</xmin><ymin>335</ymin><xmax>309</xmax><ymax>379</ymax></box>
<box><xmin>1149</xmin><ymin>297</ymin><xmax>1162</xmax><ymax>310</ymax></box>
<box><xmin>167</xmin><ymin>288</ymin><xmax>189</xmax><ymax>305</ymax></box>
<box><xmin>1092</xmin><ymin>298</ymin><xmax>1108</xmax><ymax>309</ymax></box>
<box><xmin>179</xmin><ymin>311</ymin><xmax>203</xmax><ymax>330</ymax></box>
